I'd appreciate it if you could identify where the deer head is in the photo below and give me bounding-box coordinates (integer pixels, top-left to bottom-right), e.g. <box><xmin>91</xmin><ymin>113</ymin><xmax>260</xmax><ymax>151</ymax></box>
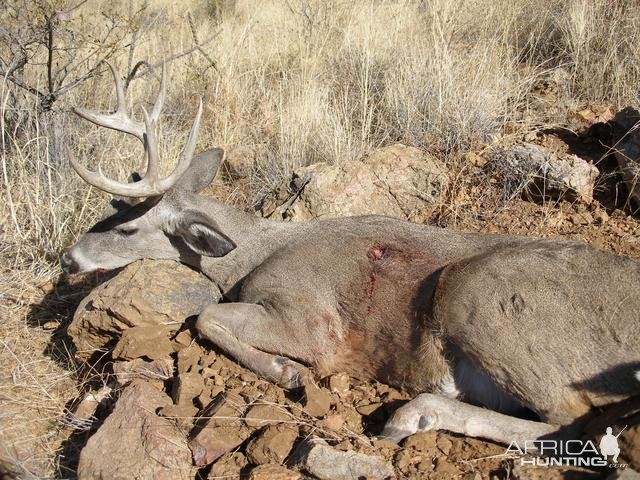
<box><xmin>61</xmin><ymin>62</ymin><xmax>235</xmax><ymax>275</ymax></box>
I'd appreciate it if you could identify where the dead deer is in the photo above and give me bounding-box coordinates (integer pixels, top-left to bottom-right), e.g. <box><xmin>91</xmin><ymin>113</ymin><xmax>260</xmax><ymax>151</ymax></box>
<box><xmin>63</xmin><ymin>63</ymin><xmax>640</xmax><ymax>450</ymax></box>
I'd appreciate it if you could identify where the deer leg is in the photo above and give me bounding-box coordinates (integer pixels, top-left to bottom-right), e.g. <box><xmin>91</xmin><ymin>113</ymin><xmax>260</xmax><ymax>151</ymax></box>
<box><xmin>196</xmin><ymin>303</ymin><xmax>308</xmax><ymax>389</ymax></box>
<box><xmin>382</xmin><ymin>393</ymin><xmax>558</xmax><ymax>446</ymax></box>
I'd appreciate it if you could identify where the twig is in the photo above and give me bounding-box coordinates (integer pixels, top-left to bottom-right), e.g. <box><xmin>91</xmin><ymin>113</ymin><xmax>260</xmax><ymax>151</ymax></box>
<box><xmin>188</xmin><ymin>12</ymin><xmax>219</xmax><ymax>73</ymax></box>
<box><xmin>129</xmin><ymin>29</ymin><xmax>221</xmax><ymax>82</ymax></box>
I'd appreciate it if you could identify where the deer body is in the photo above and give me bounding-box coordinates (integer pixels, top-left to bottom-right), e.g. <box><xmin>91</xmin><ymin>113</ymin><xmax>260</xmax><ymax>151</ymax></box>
<box><xmin>63</xmin><ymin>65</ymin><xmax>640</xmax><ymax>448</ymax></box>
<box><xmin>195</xmin><ymin>214</ymin><xmax>640</xmax><ymax>420</ymax></box>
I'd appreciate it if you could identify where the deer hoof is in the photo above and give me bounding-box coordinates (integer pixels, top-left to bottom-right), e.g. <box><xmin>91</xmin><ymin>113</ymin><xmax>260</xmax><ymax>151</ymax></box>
<box><xmin>380</xmin><ymin>403</ymin><xmax>438</xmax><ymax>443</ymax></box>
<box><xmin>273</xmin><ymin>357</ymin><xmax>304</xmax><ymax>389</ymax></box>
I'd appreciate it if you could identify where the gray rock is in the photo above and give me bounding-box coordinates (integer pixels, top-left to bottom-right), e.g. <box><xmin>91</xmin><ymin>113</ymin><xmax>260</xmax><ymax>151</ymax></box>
<box><xmin>612</xmin><ymin>107</ymin><xmax>640</xmax><ymax>208</ymax></box>
<box><xmin>292</xmin><ymin>436</ymin><xmax>394</xmax><ymax>480</ymax></box>
<box><xmin>493</xmin><ymin>143</ymin><xmax>599</xmax><ymax>203</ymax></box>
<box><xmin>261</xmin><ymin>144</ymin><xmax>448</xmax><ymax>223</ymax></box>
<box><xmin>77</xmin><ymin>380</ymin><xmax>196</xmax><ymax>480</ymax></box>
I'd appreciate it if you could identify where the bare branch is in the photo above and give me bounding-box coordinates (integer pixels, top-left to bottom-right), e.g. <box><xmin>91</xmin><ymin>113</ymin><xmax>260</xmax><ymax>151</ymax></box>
<box><xmin>188</xmin><ymin>12</ymin><xmax>219</xmax><ymax>73</ymax></box>
<box><xmin>129</xmin><ymin>29</ymin><xmax>221</xmax><ymax>82</ymax></box>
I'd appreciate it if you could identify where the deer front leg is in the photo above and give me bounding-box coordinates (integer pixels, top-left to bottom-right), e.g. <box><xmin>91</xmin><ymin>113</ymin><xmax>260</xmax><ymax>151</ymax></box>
<box><xmin>382</xmin><ymin>393</ymin><xmax>558</xmax><ymax>446</ymax></box>
<box><xmin>196</xmin><ymin>303</ymin><xmax>307</xmax><ymax>389</ymax></box>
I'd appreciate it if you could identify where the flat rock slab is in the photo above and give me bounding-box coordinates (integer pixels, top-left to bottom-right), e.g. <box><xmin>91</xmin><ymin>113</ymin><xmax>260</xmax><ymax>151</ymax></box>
<box><xmin>245</xmin><ymin>424</ymin><xmax>299</xmax><ymax>465</ymax></box>
<box><xmin>68</xmin><ymin>259</ymin><xmax>221</xmax><ymax>361</ymax></box>
<box><xmin>292</xmin><ymin>436</ymin><xmax>394</xmax><ymax>480</ymax></box>
<box><xmin>77</xmin><ymin>380</ymin><xmax>196</xmax><ymax>480</ymax></box>
<box><xmin>189</xmin><ymin>392</ymin><xmax>251</xmax><ymax>466</ymax></box>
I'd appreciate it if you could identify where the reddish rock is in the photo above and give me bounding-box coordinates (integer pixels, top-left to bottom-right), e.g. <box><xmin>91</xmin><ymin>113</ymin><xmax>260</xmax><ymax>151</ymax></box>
<box><xmin>69</xmin><ymin>259</ymin><xmax>220</xmax><ymax>361</ymax></box>
<box><xmin>171</xmin><ymin>372</ymin><xmax>205</xmax><ymax>406</ymax></box>
<box><xmin>189</xmin><ymin>392</ymin><xmax>250</xmax><ymax>466</ymax></box>
<box><xmin>245</xmin><ymin>424</ymin><xmax>299</xmax><ymax>465</ymax></box>
<box><xmin>207</xmin><ymin>452</ymin><xmax>249</xmax><ymax>479</ymax></box>
<box><xmin>244</xmin><ymin>404</ymin><xmax>290</xmax><ymax>428</ymax></box>
<box><xmin>321</xmin><ymin>413</ymin><xmax>345</xmax><ymax>432</ymax></box>
<box><xmin>249</xmin><ymin>464</ymin><xmax>302</xmax><ymax>480</ymax></box>
<box><xmin>112</xmin><ymin>357</ymin><xmax>173</xmax><ymax>385</ymax></box>
<box><xmin>77</xmin><ymin>380</ymin><xmax>195</xmax><ymax>480</ymax></box>
<box><xmin>302</xmin><ymin>377</ymin><xmax>332</xmax><ymax>418</ymax></box>
<box><xmin>111</xmin><ymin>325</ymin><xmax>174</xmax><ymax>361</ymax></box>
<box><xmin>261</xmin><ymin>144</ymin><xmax>448</xmax><ymax>223</ymax></box>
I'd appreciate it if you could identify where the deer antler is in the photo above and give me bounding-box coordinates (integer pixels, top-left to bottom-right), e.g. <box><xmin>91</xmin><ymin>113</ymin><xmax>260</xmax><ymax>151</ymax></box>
<box><xmin>70</xmin><ymin>61</ymin><xmax>202</xmax><ymax>197</ymax></box>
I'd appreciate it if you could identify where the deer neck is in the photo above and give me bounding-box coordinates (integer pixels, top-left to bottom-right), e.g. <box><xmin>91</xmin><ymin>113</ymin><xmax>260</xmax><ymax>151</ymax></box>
<box><xmin>181</xmin><ymin>194</ymin><xmax>297</xmax><ymax>292</ymax></box>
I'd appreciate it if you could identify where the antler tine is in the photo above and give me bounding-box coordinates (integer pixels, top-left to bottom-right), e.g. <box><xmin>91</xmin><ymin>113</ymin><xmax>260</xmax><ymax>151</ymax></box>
<box><xmin>73</xmin><ymin>61</ymin><xmax>145</xmax><ymax>141</ymax></box>
<box><xmin>149</xmin><ymin>61</ymin><xmax>166</xmax><ymax>124</ymax></box>
<box><xmin>106</xmin><ymin>60</ymin><xmax>127</xmax><ymax>116</ymax></box>
<box><xmin>156</xmin><ymin>98</ymin><xmax>203</xmax><ymax>192</ymax></box>
<box><xmin>141</xmin><ymin>107</ymin><xmax>159</xmax><ymax>182</ymax></box>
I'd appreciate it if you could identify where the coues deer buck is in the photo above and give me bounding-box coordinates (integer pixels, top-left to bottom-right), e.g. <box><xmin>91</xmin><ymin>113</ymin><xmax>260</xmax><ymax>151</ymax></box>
<box><xmin>62</xmin><ymin>63</ymin><xmax>640</xmax><ymax>449</ymax></box>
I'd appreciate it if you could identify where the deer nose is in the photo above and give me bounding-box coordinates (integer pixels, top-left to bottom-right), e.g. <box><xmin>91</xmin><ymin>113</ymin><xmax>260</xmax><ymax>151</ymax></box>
<box><xmin>60</xmin><ymin>251</ymin><xmax>79</xmax><ymax>274</ymax></box>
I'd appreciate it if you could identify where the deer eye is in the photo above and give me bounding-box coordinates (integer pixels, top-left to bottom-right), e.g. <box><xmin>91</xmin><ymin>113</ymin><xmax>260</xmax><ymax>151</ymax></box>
<box><xmin>117</xmin><ymin>226</ymin><xmax>138</xmax><ymax>236</ymax></box>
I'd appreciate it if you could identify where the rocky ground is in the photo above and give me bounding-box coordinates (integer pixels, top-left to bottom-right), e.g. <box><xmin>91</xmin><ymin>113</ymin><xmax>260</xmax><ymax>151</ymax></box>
<box><xmin>3</xmin><ymin>105</ymin><xmax>640</xmax><ymax>479</ymax></box>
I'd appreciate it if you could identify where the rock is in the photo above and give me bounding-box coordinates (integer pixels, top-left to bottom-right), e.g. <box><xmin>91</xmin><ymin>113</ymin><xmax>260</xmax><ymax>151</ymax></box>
<box><xmin>172</xmin><ymin>372</ymin><xmax>205</xmax><ymax>406</ymax></box>
<box><xmin>111</xmin><ymin>325</ymin><xmax>174</xmax><ymax>361</ymax></box>
<box><xmin>612</xmin><ymin>107</ymin><xmax>640</xmax><ymax>207</ymax></box>
<box><xmin>249</xmin><ymin>464</ymin><xmax>302</xmax><ymax>480</ymax></box>
<box><xmin>77</xmin><ymin>380</ymin><xmax>196</xmax><ymax>480</ymax></box>
<box><xmin>355</xmin><ymin>401</ymin><xmax>382</xmax><ymax>416</ymax></box>
<box><xmin>434</xmin><ymin>457</ymin><xmax>460</xmax><ymax>476</ymax></box>
<box><xmin>191</xmin><ymin>425</ymin><xmax>251</xmax><ymax>467</ymax></box>
<box><xmin>245</xmin><ymin>424</ymin><xmax>299</xmax><ymax>465</ymax></box>
<box><xmin>436</xmin><ymin>435</ymin><xmax>453</xmax><ymax>455</ymax></box>
<box><xmin>292</xmin><ymin>436</ymin><xmax>394</xmax><ymax>480</ymax></box>
<box><xmin>172</xmin><ymin>329</ymin><xmax>193</xmax><ymax>349</ymax></box>
<box><xmin>492</xmin><ymin>143</ymin><xmax>599</xmax><ymax>203</ymax></box>
<box><xmin>302</xmin><ymin>377</ymin><xmax>332</xmax><ymax>418</ymax></box>
<box><xmin>158</xmin><ymin>403</ymin><xmax>199</xmax><ymax>429</ymax></box>
<box><xmin>69</xmin><ymin>259</ymin><xmax>221</xmax><ymax>361</ymax></box>
<box><xmin>570</xmin><ymin>212</ymin><xmax>593</xmax><ymax>225</ymax></box>
<box><xmin>261</xmin><ymin>144</ymin><xmax>448</xmax><ymax>222</ymax></box>
<box><xmin>340</xmin><ymin>407</ymin><xmax>364</xmax><ymax>433</ymax></box>
<box><xmin>189</xmin><ymin>392</ymin><xmax>250</xmax><ymax>466</ymax></box>
<box><xmin>594</xmin><ymin>209</ymin><xmax>610</xmax><ymax>225</ymax></box>
<box><xmin>327</xmin><ymin>373</ymin><xmax>350</xmax><ymax>395</ymax></box>
<box><xmin>244</xmin><ymin>404</ymin><xmax>290</xmax><ymax>428</ymax></box>
<box><xmin>394</xmin><ymin>448</ymin><xmax>412</xmax><ymax>472</ymax></box>
<box><xmin>177</xmin><ymin>345</ymin><xmax>204</xmax><ymax>374</ymax></box>
<box><xmin>404</xmin><ymin>431</ymin><xmax>438</xmax><ymax>452</ymax></box>
<box><xmin>322</xmin><ymin>413</ymin><xmax>345</xmax><ymax>432</ymax></box>
<box><xmin>620</xmin><ymin>425</ymin><xmax>640</xmax><ymax>470</ymax></box>
<box><xmin>73</xmin><ymin>385</ymin><xmax>113</xmax><ymax>424</ymax></box>
<box><xmin>207</xmin><ymin>452</ymin><xmax>249</xmax><ymax>479</ymax></box>
<box><xmin>112</xmin><ymin>357</ymin><xmax>174</xmax><ymax>385</ymax></box>
<box><xmin>571</xmin><ymin>104</ymin><xmax>616</xmax><ymax>131</ymax></box>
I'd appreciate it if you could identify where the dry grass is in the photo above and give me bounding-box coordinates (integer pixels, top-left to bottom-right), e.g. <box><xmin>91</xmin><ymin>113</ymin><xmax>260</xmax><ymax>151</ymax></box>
<box><xmin>1</xmin><ymin>0</ymin><xmax>639</xmax><ymax>477</ymax></box>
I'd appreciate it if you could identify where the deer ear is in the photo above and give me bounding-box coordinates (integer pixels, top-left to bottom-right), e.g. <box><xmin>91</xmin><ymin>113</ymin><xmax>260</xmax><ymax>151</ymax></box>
<box><xmin>173</xmin><ymin>148</ymin><xmax>224</xmax><ymax>193</ymax></box>
<box><xmin>171</xmin><ymin>209</ymin><xmax>235</xmax><ymax>257</ymax></box>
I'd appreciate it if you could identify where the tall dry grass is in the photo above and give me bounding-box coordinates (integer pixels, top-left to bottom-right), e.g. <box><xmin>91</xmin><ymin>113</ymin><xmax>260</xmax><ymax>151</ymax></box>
<box><xmin>1</xmin><ymin>0</ymin><xmax>639</xmax><ymax>274</ymax></box>
<box><xmin>1</xmin><ymin>0</ymin><xmax>639</xmax><ymax>477</ymax></box>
